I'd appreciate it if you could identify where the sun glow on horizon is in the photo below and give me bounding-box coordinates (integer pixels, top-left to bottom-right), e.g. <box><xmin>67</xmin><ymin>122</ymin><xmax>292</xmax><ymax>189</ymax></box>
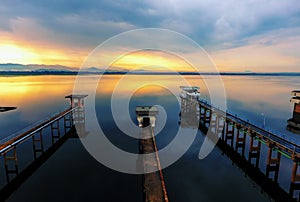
<box><xmin>110</xmin><ymin>50</ymin><xmax>196</xmax><ymax>72</ymax></box>
<box><xmin>0</xmin><ymin>42</ymin><xmax>88</xmax><ymax>67</ymax></box>
<box><xmin>1</xmin><ymin>41</ymin><xmax>300</xmax><ymax>73</ymax></box>
<box><xmin>0</xmin><ymin>44</ymin><xmax>43</xmax><ymax>64</ymax></box>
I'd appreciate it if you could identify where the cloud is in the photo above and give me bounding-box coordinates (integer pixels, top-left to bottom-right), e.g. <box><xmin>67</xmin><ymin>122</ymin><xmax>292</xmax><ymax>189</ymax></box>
<box><xmin>0</xmin><ymin>0</ymin><xmax>300</xmax><ymax>70</ymax></box>
<box><xmin>1</xmin><ymin>0</ymin><xmax>300</xmax><ymax>48</ymax></box>
<box><xmin>211</xmin><ymin>27</ymin><xmax>300</xmax><ymax>72</ymax></box>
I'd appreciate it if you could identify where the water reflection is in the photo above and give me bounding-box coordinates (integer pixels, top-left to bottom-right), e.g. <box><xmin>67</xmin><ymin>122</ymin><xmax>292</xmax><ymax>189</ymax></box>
<box><xmin>0</xmin><ymin>76</ymin><xmax>76</xmax><ymax>136</ymax></box>
<box><xmin>204</xmin><ymin>76</ymin><xmax>300</xmax><ymax>143</ymax></box>
<box><xmin>1</xmin><ymin>75</ymin><xmax>299</xmax><ymax>141</ymax></box>
<box><xmin>1</xmin><ymin>74</ymin><xmax>298</xmax><ymax>201</ymax></box>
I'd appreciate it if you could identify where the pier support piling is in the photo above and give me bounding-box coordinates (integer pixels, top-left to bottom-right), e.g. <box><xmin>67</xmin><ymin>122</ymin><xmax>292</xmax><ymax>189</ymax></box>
<box><xmin>210</xmin><ymin>112</ymin><xmax>218</xmax><ymax>134</ymax></box>
<box><xmin>225</xmin><ymin>121</ymin><xmax>234</xmax><ymax>148</ymax></box>
<box><xmin>51</xmin><ymin>120</ymin><xmax>60</xmax><ymax>144</ymax></box>
<box><xmin>3</xmin><ymin>146</ymin><xmax>19</xmax><ymax>183</ymax></box>
<box><xmin>290</xmin><ymin>160</ymin><xmax>300</xmax><ymax>199</ymax></box>
<box><xmin>199</xmin><ymin>104</ymin><xmax>205</xmax><ymax>121</ymax></box>
<box><xmin>248</xmin><ymin>133</ymin><xmax>261</xmax><ymax>168</ymax></box>
<box><xmin>266</xmin><ymin>145</ymin><xmax>281</xmax><ymax>182</ymax></box>
<box><xmin>204</xmin><ymin>109</ymin><xmax>211</xmax><ymax>127</ymax></box>
<box><xmin>63</xmin><ymin>113</ymin><xmax>72</xmax><ymax>134</ymax></box>
<box><xmin>235</xmin><ymin>126</ymin><xmax>246</xmax><ymax>157</ymax></box>
<box><xmin>216</xmin><ymin>116</ymin><xmax>225</xmax><ymax>138</ymax></box>
<box><xmin>32</xmin><ymin>130</ymin><xmax>44</xmax><ymax>159</ymax></box>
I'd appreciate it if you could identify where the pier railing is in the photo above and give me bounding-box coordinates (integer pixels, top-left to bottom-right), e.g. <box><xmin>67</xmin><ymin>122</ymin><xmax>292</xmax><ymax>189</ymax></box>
<box><xmin>0</xmin><ymin>105</ymin><xmax>82</xmax><ymax>201</ymax></box>
<box><xmin>198</xmin><ymin>99</ymin><xmax>300</xmax><ymax>159</ymax></box>
<box><xmin>0</xmin><ymin>106</ymin><xmax>72</xmax><ymax>145</ymax></box>
<box><xmin>0</xmin><ymin>107</ymin><xmax>77</xmax><ymax>154</ymax></box>
<box><xmin>193</xmin><ymin>98</ymin><xmax>300</xmax><ymax>201</ymax></box>
<box><xmin>0</xmin><ymin>94</ymin><xmax>88</xmax><ymax>201</ymax></box>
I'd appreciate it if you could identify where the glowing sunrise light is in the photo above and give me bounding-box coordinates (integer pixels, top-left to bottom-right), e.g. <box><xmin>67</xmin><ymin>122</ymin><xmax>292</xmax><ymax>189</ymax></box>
<box><xmin>111</xmin><ymin>50</ymin><xmax>195</xmax><ymax>72</ymax></box>
<box><xmin>0</xmin><ymin>44</ymin><xmax>42</xmax><ymax>64</ymax></box>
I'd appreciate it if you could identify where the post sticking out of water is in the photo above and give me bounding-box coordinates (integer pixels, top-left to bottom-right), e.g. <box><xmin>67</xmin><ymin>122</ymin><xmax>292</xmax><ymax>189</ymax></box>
<box><xmin>287</xmin><ymin>90</ymin><xmax>300</xmax><ymax>134</ymax></box>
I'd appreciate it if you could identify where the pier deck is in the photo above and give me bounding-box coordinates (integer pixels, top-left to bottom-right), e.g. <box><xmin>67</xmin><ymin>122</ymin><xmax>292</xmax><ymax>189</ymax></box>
<box><xmin>199</xmin><ymin>99</ymin><xmax>300</xmax><ymax>159</ymax></box>
<box><xmin>140</xmin><ymin>126</ymin><xmax>168</xmax><ymax>202</ymax></box>
<box><xmin>0</xmin><ymin>107</ymin><xmax>76</xmax><ymax>153</ymax></box>
<box><xmin>194</xmin><ymin>98</ymin><xmax>300</xmax><ymax>201</ymax></box>
<box><xmin>0</xmin><ymin>95</ymin><xmax>88</xmax><ymax>201</ymax></box>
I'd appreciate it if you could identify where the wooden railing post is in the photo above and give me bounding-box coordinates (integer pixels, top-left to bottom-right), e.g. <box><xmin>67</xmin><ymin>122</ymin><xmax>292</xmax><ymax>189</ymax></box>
<box><xmin>3</xmin><ymin>146</ymin><xmax>19</xmax><ymax>183</ymax></box>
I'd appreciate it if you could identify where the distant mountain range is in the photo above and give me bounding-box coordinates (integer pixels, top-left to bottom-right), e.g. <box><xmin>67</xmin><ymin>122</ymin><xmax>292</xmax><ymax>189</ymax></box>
<box><xmin>0</xmin><ymin>63</ymin><xmax>132</xmax><ymax>75</ymax></box>
<box><xmin>0</xmin><ymin>63</ymin><xmax>105</xmax><ymax>72</ymax></box>
<box><xmin>0</xmin><ymin>63</ymin><xmax>300</xmax><ymax>76</ymax></box>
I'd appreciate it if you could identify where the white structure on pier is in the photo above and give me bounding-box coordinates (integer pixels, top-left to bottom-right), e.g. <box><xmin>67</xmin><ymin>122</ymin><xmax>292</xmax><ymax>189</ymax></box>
<box><xmin>179</xmin><ymin>86</ymin><xmax>200</xmax><ymax>100</ymax></box>
<box><xmin>136</xmin><ymin>106</ymin><xmax>159</xmax><ymax>128</ymax></box>
<box><xmin>287</xmin><ymin>90</ymin><xmax>300</xmax><ymax>134</ymax></box>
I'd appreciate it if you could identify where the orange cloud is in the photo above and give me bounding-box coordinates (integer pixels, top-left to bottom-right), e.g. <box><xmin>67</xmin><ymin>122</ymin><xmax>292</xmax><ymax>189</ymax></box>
<box><xmin>110</xmin><ymin>50</ymin><xmax>196</xmax><ymax>72</ymax></box>
<box><xmin>0</xmin><ymin>40</ymin><xmax>88</xmax><ymax>67</ymax></box>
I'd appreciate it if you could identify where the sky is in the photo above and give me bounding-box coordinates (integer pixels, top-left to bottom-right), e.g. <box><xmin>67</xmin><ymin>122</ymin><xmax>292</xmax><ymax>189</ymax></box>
<box><xmin>0</xmin><ymin>0</ymin><xmax>300</xmax><ymax>72</ymax></box>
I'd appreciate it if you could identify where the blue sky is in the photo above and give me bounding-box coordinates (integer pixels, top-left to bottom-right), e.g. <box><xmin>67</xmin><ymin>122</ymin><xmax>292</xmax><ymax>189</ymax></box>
<box><xmin>0</xmin><ymin>0</ymin><xmax>300</xmax><ymax>72</ymax></box>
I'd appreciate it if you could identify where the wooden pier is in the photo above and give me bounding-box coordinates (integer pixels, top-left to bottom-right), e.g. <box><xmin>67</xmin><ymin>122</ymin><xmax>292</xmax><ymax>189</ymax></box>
<box><xmin>180</xmin><ymin>86</ymin><xmax>300</xmax><ymax>201</ymax></box>
<box><xmin>0</xmin><ymin>95</ymin><xmax>87</xmax><ymax>200</ymax></box>
<box><xmin>3</xmin><ymin>88</ymin><xmax>300</xmax><ymax>201</ymax></box>
<box><xmin>136</xmin><ymin>106</ymin><xmax>169</xmax><ymax>202</ymax></box>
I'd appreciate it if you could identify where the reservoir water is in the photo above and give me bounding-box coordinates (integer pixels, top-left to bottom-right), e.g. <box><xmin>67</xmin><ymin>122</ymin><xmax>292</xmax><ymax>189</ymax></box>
<box><xmin>1</xmin><ymin>75</ymin><xmax>299</xmax><ymax>201</ymax></box>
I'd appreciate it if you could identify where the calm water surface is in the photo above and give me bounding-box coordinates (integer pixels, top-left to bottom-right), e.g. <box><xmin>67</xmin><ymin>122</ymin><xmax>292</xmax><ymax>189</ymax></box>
<box><xmin>1</xmin><ymin>75</ymin><xmax>299</xmax><ymax>201</ymax></box>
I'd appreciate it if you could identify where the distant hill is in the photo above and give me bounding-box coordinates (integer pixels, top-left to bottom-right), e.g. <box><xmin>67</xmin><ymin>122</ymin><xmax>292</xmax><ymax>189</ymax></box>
<box><xmin>0</xmin><ymin>63</ymin><xmax>126</xmax><ymax>73</ymax></box>
<box><xmin>0</xmin><ymin>63</ymin><xmax>300</xmax><ymax>76</ymax></box>
<box><xmin>0</xmin><ymin>63</ymin><xmax>77</xmax><ymax>72</ymax></box>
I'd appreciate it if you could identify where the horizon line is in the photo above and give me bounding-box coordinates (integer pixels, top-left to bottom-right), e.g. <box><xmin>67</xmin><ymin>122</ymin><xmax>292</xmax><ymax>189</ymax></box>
<box><xmin>0</xmin><ymin>63</ymin><xmax>300</xmax><ymax>74</ymax></box>
<box><xmin>1</xmin><ymin>70</ymin><xmax>300</xmax><ymax>76</ymax></box>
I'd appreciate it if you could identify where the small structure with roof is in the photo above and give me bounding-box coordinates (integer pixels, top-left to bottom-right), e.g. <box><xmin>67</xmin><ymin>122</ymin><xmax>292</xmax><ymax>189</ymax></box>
<box><xmin>179</xmin><ymin>86</ymin><xmax>200</xmax><ymax>100</ymax></box>
<box><xmin>287</xmin><ymin>90</ymin><xmax>300</xmax><ymax>134</ymax></box>
<box><xmin>65</xmin><ymin>95</ymin><xmax>88</xmax><ymax>138</ymax></box>
<box><xmin>135</xmin><ymin>106</ymin><xmax>159</xmax><ymax>128</ymax></box>
<box><xmin>65</xmin><ymin>94</ymin><xmax>88</xmax><ymax>108</ymax></box>
<box><xmin>179</xmin><ymin>86</ymin><xmax>200</xmax><ymax>129</ymax></box>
